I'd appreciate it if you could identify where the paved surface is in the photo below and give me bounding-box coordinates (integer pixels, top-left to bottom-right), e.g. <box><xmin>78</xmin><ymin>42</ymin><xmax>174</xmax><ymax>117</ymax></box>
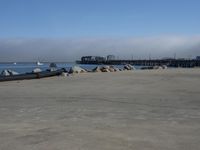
<box><xmin>0</xmin><ymin>69</ymin><xmax>200</xmax><ymax>150</ymax></box>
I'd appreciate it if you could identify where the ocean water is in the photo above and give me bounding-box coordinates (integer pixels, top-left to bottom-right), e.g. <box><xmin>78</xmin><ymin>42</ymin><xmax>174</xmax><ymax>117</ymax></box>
<box><xmin>0</xmin><ymin>62</ymin><xmax>142</xmax><ymax>74</ymax></box>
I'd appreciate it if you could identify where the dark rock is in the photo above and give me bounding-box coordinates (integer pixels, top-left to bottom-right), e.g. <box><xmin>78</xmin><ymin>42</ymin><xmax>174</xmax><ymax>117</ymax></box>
<box><xmin>92</xmin><ymin>66</ymin><xmax>102</xmax><ymax>72</ymax></box>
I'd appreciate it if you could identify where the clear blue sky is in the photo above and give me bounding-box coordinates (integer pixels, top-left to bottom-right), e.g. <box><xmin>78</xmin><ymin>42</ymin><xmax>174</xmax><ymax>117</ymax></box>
<box><xmin>0</xmin><ymin>0</ymin><xmax>199</xmax><ymax>38</ymax></box>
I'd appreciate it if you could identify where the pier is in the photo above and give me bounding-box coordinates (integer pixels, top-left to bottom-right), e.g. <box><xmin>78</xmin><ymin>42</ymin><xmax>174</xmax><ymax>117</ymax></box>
<box><xmin>76</xmin><ymin>59</ymin><xmax>200</xmax><ymax>67</ymax></box>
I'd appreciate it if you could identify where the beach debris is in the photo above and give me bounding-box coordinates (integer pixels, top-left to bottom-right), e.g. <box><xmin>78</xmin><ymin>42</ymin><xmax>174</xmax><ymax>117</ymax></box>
<box><xmin>92</xmin><ymin>65</ymin><xmax>120</xmax><ymax>72</ymax></box>
<box><xmin>109</xmin><ymin>67</ymin><xmax>115</xmax><ymax>72</ymax></box>
<box><xmin>124</xmin><ymin>64</ymin><xmax>135</xmax><ymax>70</ymax></box>
<box><xmin>101</xmin><ymin>68</ymin><xmax>110</xmax><ymax>72</ymax></box>
<box><xmin>100</xmin><ymin>66</ymin><xmax>110</xmax><ymax>72</ymax></box>
<box><xmin>1</xmin><ymin>69</ymin><xmax>19</xmax><ymax>76</ymax></box>
<box><xmin>153</xmin><ymin>66</ymin><xmax>163</xmax><ymax>69</ymax></box>
<box><xmin>61</xmin><ymin>72</ymin><xmax>68</xmax><ymax>77</ymax></box>
<box><xmin>92</xmin><ymin>66</ymin><xmax>102</xmax><ymax>72</ymax></box>
<box><xmin>33</xmin><ymin>68</ymin><xmax>42</xmax><ymax>73</ymax></box>
<box><xmin>115</xmin><ymin>68</ymin><xmax>120</xmax><ymax>71</ymax></box>
<box><xmin>109</xmin><ymin>65</ymin><xmax>119</xmax><ymax>72</ymax></box>
<box><xmin>162</xmin><ymin>65</ymin><xmax>168</xmax><ymax>69</ymax></box>
<box><xmin>69</xmin><ymin>66</ymin><xmax>87</xmax><ymax>74</ymax></box>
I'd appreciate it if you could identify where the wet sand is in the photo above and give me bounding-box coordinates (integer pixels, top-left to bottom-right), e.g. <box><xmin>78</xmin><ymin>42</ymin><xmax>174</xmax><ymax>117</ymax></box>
<box><xmin>0</xmin><ymin>68</ymin><xmax>200</xmax><ymax>150</ymax></box>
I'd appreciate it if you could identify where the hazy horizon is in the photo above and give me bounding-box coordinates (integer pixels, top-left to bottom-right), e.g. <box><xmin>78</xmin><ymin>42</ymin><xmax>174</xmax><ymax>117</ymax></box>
<box><xmin>0</xmin><ymin>36</ymin><xmax>200</xmax><ymax>62</ymax></box>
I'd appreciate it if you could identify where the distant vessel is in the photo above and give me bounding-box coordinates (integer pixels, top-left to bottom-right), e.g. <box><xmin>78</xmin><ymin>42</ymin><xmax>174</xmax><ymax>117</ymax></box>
<box><xmin>36</xmin><ymin>61</ymin><xmax>43</xmax><ymax>66</ymax></box>
<box><xmin>13</xmin><ymin>62</ymin><xmax>17</xmax><ymax>65</ymax></box>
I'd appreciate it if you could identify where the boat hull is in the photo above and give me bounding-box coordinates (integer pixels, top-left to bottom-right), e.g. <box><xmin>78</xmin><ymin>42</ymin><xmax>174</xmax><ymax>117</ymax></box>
<box><xmin>0</xmin><ymin>68</ymin><xmax>66</xmax><ymax>82</ymax></box>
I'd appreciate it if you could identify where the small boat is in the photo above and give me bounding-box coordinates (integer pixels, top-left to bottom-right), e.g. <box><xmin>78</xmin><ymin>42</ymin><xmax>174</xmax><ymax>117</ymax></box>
<box><xmin>36</xmin><ymin>61</ymin><xmax>43</xmax><ymax>66</ymax></box>
<box><xmin>0</xmin><ymin>68</ymin><xmax>66</xmax><ymax>82</ymax></box>
<box><xmin>13</xmin><ymin>62</ymin><xmax>17</xmax><ymax>65</ymax></box>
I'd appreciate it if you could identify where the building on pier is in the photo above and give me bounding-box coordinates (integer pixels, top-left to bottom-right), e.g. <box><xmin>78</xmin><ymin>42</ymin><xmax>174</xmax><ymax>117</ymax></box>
<box><xmin>107</xmin><ymin>55</ymin><xmax>115</xmax><ymax>61</ymax></box>
<box><xmin>196</xmin><ymin>56</ymin><xmax>200</xmax><ymax>60</ymax></box>
<box><xmin>81</xmin><ymin>56</ymin><xmax>106</xmax><ymax>62</ymax></box>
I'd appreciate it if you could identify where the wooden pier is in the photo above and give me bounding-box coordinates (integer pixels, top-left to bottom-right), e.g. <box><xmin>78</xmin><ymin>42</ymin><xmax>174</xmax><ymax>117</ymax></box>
<box><xmin>76</xmin><ymin>59</ymin><xmax>200</xmax><ymax>67</ymax></box>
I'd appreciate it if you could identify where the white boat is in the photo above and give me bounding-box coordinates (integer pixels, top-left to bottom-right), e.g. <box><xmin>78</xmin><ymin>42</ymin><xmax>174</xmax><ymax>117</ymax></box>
<box><xmin>13</xmin><ymin>62</ymin><xmax>17</xmax><ymax>65</ymax></box>
<box><xmin>36</xmin><ymin>61</ymin><xmax>43</xmax><ymax>66</ymax></box>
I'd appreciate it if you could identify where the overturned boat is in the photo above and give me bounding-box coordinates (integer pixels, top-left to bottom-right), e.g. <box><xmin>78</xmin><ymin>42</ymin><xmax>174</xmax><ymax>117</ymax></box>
<box><xmin>0</xmin><ymin>68</ymin><xmax>66</xmax><ymax>82</ymax></box>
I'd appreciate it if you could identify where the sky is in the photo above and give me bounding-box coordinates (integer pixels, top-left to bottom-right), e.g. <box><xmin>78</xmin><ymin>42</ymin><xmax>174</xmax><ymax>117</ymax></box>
<box><xmin>0</xmin><ymin>0</ymin><xmax>200</xmax><ymax>61</ymax></box>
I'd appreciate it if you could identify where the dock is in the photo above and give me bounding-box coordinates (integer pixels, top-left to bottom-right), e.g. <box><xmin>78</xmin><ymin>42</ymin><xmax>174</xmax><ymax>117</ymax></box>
<box><xmin>76</xmin><ymin>59</ymin><xmax>200</xmax><ymax>67</ymax></box>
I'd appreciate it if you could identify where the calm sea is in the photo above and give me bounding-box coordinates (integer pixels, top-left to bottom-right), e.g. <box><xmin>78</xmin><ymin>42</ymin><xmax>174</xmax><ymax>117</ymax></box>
<box><xmin>0</xmin><ymin>62</ymin><xmax>143</xmax><ymax>74</ymax></box>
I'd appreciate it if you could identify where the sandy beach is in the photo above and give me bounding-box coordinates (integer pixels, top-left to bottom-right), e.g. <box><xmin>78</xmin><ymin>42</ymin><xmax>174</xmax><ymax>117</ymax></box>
<box><xmin>0</xmin><ymin>68</ymin><xmax>200</xmax><ymax>150</ymax></box>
